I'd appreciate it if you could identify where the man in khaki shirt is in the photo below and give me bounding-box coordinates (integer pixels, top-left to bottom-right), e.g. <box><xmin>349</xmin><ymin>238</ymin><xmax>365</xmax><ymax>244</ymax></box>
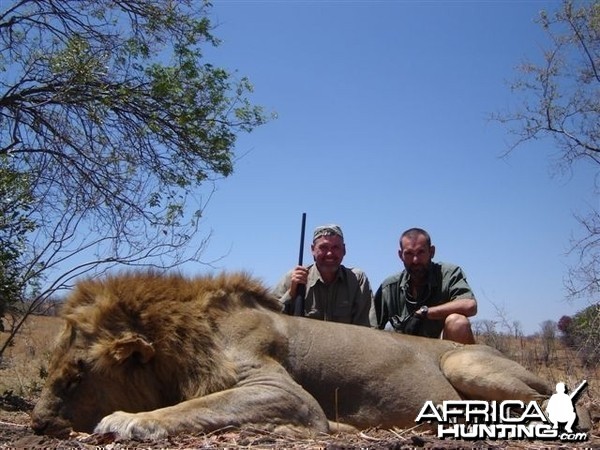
<box><xmin>272</xmin><ymin>224</ymin><xmax>372</xmax><ymax>326</ymax></box>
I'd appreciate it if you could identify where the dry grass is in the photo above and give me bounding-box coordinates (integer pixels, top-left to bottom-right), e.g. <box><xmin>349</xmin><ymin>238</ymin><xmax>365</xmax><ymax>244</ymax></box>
<box><xmin>0</xmin><ymin>315</ymin><xmax>61</xmax><ymax>397</ymax></box>
<box><xmin>0</xmin><ymin>315</ymin><xmax>598</xmax><ymax>449</ymax></box>
<box><xmin>475</xmin><ymin>332</ymin><xmax>600</xmax><ymax>421</ymax></box>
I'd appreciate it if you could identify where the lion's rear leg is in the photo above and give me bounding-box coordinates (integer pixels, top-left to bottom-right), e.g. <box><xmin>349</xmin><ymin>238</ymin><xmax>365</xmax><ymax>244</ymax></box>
<box><xmin>440</xmin><ymin>345</ymin><xmax>552</xmax><ymax>402</ymax></box>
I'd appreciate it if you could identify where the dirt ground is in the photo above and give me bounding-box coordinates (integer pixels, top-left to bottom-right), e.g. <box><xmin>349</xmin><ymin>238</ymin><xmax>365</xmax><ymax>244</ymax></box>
<box><xmin>0</xmin><ymin>400</ymin><xmax>598</xmax><ymax>450</ymax></box>
<box><xmin>0</xmin><ymin>316</ymin><xmax>598</xmax><ymax>449</ymax></box>
<box><xmin>0</xmin><ymin>410</ymin><xmax>596</xmax><ymax>450</ymax></box>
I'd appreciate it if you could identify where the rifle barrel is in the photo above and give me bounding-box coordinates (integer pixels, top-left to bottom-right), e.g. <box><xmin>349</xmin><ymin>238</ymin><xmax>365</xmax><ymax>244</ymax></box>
<box><xmin>293</xmin><ymin>213</ymin><xmax>307</xmax><ymax>316</ymax></box>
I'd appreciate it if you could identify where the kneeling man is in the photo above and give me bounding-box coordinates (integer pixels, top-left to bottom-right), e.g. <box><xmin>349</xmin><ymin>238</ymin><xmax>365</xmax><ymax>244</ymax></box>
<box><xmin>370</xmin><ymin>228</ymin><xmax>477</xmax><ymax>344</ymax></box>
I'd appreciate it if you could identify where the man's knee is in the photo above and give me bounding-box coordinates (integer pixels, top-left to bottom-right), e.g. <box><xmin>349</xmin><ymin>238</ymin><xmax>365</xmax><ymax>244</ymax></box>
<box><xmin>445</xmin><ymin>313</ymin><xmax>469</xmax><ymax>329</ymax></box>
<box><xmin>443</xmin><ymin>314</ymin><xmax>475</xmax><ymax>344</ymax></box>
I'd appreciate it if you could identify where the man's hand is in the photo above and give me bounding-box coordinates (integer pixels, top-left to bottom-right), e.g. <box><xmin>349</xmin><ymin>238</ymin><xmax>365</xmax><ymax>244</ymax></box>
<box><xmin>290</xmin><ymin>266</ymin><xmax>309</xmax><ymax>298</ymax></box>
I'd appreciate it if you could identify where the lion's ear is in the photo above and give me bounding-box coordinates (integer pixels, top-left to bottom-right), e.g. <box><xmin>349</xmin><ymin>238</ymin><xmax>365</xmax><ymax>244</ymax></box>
<box><xmin>110</xmin><ymin>333</ymin><xmax>155</xmax><ymax>364</ymax></box>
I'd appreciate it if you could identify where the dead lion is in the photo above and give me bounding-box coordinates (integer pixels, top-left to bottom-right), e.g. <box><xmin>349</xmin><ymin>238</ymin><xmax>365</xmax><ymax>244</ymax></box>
<box><xmin>32</xmin><ymin>271</ymin><xmax>554</xmax><ymax>440</ymax></box>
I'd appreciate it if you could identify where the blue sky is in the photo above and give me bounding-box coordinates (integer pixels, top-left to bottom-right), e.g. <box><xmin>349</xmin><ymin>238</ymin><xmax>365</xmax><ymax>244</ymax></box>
<box><xmin>182</xmin><ymin>0</ymin><xmax>597</xmax><ymax>335</ymax></box>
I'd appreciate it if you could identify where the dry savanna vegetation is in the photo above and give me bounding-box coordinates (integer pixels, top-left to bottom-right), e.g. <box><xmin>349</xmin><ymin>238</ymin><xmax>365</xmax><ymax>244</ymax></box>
<box><xmin>0</xmin><ymin>314</ymin><xmax>598</xmax><ymax>449</ymax></box>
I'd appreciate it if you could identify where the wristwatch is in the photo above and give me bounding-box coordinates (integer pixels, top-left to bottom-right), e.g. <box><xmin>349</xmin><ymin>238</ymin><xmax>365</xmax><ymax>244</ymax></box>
<box><xmin>418</xmin><ymin>305</ymin><xmax>429</xmax><ymax>318</ymax></box>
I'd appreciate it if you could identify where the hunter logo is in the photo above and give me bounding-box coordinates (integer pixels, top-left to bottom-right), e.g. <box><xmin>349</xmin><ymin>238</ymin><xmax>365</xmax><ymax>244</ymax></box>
<box><xmin>415</xmin><ymin>380</ymin><xmax>589</xmax><ymax>442</ymax></box>
<box><xmin>546</xmin><ymin>380</ymin><xmax>582</xmax><ymax>433</ymax></box>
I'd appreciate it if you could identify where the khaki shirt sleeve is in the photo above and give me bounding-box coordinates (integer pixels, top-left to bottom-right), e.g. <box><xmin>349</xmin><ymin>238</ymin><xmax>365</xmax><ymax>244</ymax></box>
<box><xmin>271</xmin><ymin>270</ymin><xmax>294</xmax><ymax>311</ymax></box>
<box><xmin>370</xmin><ymin>283</ymin><xmax>389</xmax><ymax>329</ymax></box>
<box><xmin>351</xmin><ymin>269</ymin><xmax>373</xmax><ymax>327</ymax></box>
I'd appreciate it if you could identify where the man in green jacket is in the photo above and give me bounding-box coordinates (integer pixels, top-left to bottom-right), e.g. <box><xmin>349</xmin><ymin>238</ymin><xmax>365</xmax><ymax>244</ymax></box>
<box><xmin>273</xmin><ymin>224</ymin><xmax>372</xmax><ymax>326</ymax></box>
<box><xmin>370</xmin><ymin>227</ymin><xmax>476</xmax><ymax>344</ymax></box>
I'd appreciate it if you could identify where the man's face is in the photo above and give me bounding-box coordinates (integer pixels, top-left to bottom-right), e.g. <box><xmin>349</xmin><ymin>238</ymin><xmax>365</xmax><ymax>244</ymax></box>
<box><xmin>399</xmin><ymin>234</ymin><xmax>434</xmax><ymax>279</ymax></box>
<box><xmin>312</xmin><ymin>235</ymin><xmax>346</xmax><ymax>275</ymax></box>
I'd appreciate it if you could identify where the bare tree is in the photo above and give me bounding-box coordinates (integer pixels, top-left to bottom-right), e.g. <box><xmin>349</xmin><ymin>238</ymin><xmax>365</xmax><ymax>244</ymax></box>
<box><xmin>0</xmin><ymin>0</ymin><xmax>268</xmax><ymax>355</ymax></box>
<box><xmin>496</xmin><ymin>1</ymin><xmax>600</xmax><ymax>167</ymax></box>
<box><xmin>540</xmin><ymin>320</ymin><xmax>557</xmax><ymax>364</ymax></box>
<box><xmin>493</xmin><ymin>1</ymin><xmax>599</xmax><ymax>344</ymax></box>
<box><xmin>473</xmin><ymin>319</ymin><xmax>511</xmax><ymax>355</ymax></box>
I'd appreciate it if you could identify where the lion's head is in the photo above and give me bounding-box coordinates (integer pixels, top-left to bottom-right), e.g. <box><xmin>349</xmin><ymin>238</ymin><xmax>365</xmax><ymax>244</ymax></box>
<box><xmin>32</xmin><ymin>271</ymin><xmax>280</xmax><ymax>436</ymax></box>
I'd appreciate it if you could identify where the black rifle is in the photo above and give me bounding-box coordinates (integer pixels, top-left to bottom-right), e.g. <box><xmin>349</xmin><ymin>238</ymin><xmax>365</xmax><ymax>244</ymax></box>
<box><xmin>292</xmin><ymin>212</ymin><xmax>307</xmax><ymax>316</ymax></box>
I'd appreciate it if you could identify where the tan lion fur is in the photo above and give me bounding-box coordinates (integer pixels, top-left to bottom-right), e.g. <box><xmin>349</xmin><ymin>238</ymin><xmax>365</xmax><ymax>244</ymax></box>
<box><xmin>32</xmin><ymin>271</ymin><xmax>558</xmax><ymax>440</ymax></box>
<box><xmin>61</xmin><ymin>271</ymin><xmax>281</xmax><ymax>400</ymax></box>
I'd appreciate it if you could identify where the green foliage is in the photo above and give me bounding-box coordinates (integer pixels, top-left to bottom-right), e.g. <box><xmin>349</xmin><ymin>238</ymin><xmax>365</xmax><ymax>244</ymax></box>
<box><xmin>0</xmin><ymin>161</ymin><xmax>36</xmax><ymax>314</ymax></box>
<box><xmin>558</xmin><ymin>306</ymin><xmax>600</xmax><ymax>366</ymax></box>
<box><xmin>0</xmin><ymin>0</ymin><xmax>269</xmax><ymax>307</ymax></box>
<box><xmin>570</xmin><ymin>304</ymin><xmax>600</xmax><ymax>366</ymax></box>
<box><xmin>0</xmin><ymin>1</ymin><xmax>269</xmax><ymax>355</ymax></box>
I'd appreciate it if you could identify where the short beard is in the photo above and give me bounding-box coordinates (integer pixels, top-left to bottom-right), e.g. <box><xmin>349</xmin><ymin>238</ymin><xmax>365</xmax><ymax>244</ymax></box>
<box><xmin>407</xmin><ymin>265</ymin><xmax>428</xmax><ymax>280</ymax></box>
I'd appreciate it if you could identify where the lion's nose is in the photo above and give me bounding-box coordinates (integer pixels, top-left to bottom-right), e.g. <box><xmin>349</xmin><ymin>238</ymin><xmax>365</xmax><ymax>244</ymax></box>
<box><xmin>30</xmin><ymin>414</ymin><xmax>49</xmax><ymax>434</ymax></box>
<box><xmin>31</xmin><ymin>414</ymin><xmax>72</xmax><ymax>438</ymax></box>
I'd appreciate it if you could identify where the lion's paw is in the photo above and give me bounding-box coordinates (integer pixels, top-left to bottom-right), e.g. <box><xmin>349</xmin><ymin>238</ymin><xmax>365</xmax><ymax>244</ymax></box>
<box><xmin>94</xmin><ymin>411</ymin><xmax>169</xmax><ymax>440</ymax></box>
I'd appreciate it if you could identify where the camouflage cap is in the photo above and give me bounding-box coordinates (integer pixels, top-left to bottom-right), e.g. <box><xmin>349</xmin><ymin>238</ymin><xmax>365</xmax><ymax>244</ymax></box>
<box><xmin>313</xmin><ymin>224</ymin><xmax>344</xmax><ymax>242</ymax></box>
